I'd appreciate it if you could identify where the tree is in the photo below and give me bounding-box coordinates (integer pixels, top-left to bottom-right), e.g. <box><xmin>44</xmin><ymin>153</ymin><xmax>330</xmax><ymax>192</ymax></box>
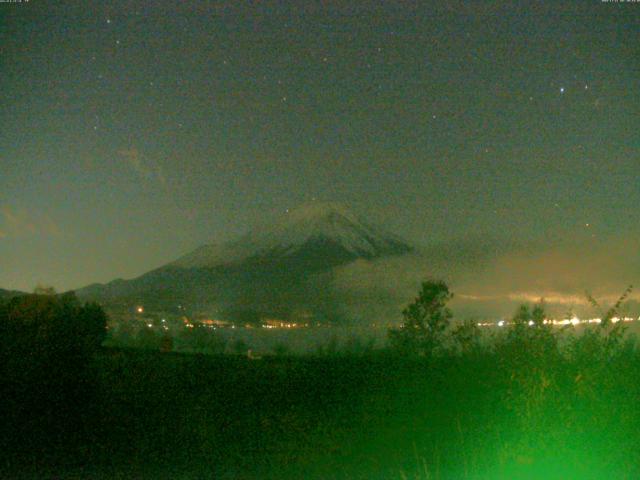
<box><xmin>388</xmin><ymin>279</ymin><xmax>453</xmax><ymax>357</ymax></box>
<box><xmin>581</xmin><ymin>285</ymin><xmax>634</xmax><ymax>360</ymax></box>
<box><xmin>586</xmin><ymin>285</ymin><xmax>633</xmax><ymax>328</ymax></box>
<box><xmin>1</xmin><ymin>291</ymin><xmax>107</xmax><ymax>373</ymax></box>
<box><xmin>451</xmin><ymin>319</ymin><xmax>482</xmax><ymax>356</ymax></box>
<box><xmin>33</xmin><ymin>285</ymin><xmax>57</xmax><ymax>296</ymax></box>
<box><xmin>1</xmin><ymin>291</ymin><xmax>108</xmax><ymax>449</ymax></box>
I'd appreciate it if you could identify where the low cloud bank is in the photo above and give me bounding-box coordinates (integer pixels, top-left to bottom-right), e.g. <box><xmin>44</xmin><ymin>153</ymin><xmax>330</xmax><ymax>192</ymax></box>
<box><xmin>331</xmin><ymin>235</ymin><xmax>640</xmax><ymax>323</ymax></box>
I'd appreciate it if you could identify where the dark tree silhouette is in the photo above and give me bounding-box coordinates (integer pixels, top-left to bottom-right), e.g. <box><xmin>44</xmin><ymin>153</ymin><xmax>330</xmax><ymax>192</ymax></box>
<box><xmin>388</xmin><ymin>279</ymin><xmax>453</xmax><ymax>357</ymax></box>
<box><xmin>0</xmin><ymin>291</ymin><xmax>108</xmax><ymax>456</ymax></box>
<box><xmin>451</xmin><ymin>319</ymin><xmax>482</xmax><ymax>355</ymax></box>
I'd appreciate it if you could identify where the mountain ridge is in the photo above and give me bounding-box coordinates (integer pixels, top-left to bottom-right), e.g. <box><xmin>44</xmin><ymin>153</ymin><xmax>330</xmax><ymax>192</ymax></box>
<box><xmin>171</xmin><ymin>202</ymin><xmax>411</xmax><ymax>269</ymax></box>
<box><xmin>76</xmin><ymin>203</ymin><xmax>414</xmax><ymax>322</ymax></box>
<box><xmin>0</xmin><ymin>288</ymin><xmax>27</xmax><ymax>300</ymax></box>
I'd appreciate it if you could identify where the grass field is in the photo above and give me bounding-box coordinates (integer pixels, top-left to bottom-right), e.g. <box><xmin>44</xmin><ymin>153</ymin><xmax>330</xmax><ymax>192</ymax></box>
<box><xmin>4</xmin><ymin>332</ymin><xmax>640</xmax><ymax>480</ymax></box>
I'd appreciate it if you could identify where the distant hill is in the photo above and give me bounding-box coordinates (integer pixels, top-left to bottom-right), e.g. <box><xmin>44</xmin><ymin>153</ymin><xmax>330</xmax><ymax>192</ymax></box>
<box><xmin>77</xmin><ymin>202</ymin><xmax>413</xmax><ymax>323</ymax></box>
<box><xmin>0</xmin><ymin>288</ymin><xmax>27</xmax><ymax>300</ymax></box>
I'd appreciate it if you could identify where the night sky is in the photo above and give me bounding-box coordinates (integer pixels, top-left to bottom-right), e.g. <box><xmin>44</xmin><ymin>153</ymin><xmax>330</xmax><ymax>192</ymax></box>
<box><xmin>2</xmin><ymin>1</ymin><xmax>639</xmax><ymax>295</ymax></box>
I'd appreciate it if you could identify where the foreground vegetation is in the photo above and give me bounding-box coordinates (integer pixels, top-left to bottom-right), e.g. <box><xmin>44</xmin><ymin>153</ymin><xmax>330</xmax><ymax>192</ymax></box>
<box><xmin>2</xmin><ymin>285</ymin><xmax>640</xmax><ymax>479</ymax></box>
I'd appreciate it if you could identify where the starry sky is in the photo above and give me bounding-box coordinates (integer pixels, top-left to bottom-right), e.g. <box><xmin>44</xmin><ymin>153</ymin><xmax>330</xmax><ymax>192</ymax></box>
<box><xmin>1</xmin><ymin>1</ymin><xmax>639</xmax><ymax>293</ymax></box>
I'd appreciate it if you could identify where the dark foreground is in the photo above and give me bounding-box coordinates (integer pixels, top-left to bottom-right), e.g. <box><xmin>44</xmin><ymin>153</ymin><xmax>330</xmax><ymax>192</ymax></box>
<box><xmin>3</xmin><ymin>339</ymin><xmax>640</xmax><ymax>480</ymax></box>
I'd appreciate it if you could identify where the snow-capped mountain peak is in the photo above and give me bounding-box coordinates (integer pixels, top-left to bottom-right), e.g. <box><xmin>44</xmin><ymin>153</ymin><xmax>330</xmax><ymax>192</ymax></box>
<box><xmin>172</xmin><ymin>202</ymin><xmax>412</xmax><ymax>268</ymax></box>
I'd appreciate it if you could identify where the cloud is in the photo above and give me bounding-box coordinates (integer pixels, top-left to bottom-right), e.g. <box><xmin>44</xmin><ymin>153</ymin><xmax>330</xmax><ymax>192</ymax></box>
<box><xmin>1</xmin><ymin>205</ymin><xmax>37</xmax><ymax>236</ymax></box>
<box><xmin>42</xmin><ymin>214</ymin><xmax>63</xmax><ymax>237</ymax></box>
<box><xmin>155</xmin><ymin>165</ymin><xmax>168</xmax><ymax>188</ymax></box>
<box><xmin>120</xmin><ymin>148</ymin><xmax>150</xmax><ymax>177</ymax></box>
<box><xmin>119</xmin><ymin>148</ymin><xmax>168</xmax><ymax>188</ymax></box>
<box><xmin>0</xmin><ymin>205</ymin><xmax>63</xmax><ymax>239</ymax></box>
<box><xmin>330</xmin><ymin>234</ymin><xmax>640</xmax><ymax>323</ymax></box>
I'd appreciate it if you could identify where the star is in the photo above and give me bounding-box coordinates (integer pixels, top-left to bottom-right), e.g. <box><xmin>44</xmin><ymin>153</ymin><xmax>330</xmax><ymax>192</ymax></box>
<box><xmin>106</xmin><ymin>18</ymin><xmax>112</xmax><ymax>24</ymax></box>
<box><xmin>560</xmin><ymin>87</ymin><xmax>565</xmax><ymax>94</ymax></box>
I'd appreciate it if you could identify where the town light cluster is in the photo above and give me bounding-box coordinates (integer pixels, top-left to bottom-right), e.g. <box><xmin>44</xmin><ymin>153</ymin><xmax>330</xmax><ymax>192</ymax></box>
<box><xmin>479</xmin><ymin>316</ymin><xmax>638</xmax><ymax>328</ymax></box>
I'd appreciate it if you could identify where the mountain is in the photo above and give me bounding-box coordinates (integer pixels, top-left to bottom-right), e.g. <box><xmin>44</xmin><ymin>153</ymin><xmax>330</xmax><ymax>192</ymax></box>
<box><xmin>77</xmin><ymin>203</ymin><xmax>413</xmax><ymax>322</ymax></box>
<box><xmin>172</xmin><ymin>202</ymin><xmax>411</xmax><ymax>269</ymax></box>
<box><xmin>0</xmin><ymin>288</ymin><xmax>27</xmax><ymax>300</ymax></box>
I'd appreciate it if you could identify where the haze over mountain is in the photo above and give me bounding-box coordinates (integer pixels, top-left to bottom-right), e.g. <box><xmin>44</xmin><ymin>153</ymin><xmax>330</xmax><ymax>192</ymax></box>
<box><xmin>77</xmin><ymin>202</ymin><xmax>413</xmax><ymax>323</ymax></box>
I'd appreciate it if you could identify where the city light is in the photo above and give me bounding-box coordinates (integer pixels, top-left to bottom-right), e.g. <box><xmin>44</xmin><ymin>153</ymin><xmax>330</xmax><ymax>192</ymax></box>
<box><xmin>472</xmin><ymin>315</ymin><xmax>639</xmax><ymax>329</ymax></box>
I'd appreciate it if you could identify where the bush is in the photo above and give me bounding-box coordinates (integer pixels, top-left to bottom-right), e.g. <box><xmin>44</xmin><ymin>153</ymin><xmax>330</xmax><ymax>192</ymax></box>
<box><xmin>0</xmin><ymin>291</ymin><xmax>107</xmax><ymax>455</ymax></box>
